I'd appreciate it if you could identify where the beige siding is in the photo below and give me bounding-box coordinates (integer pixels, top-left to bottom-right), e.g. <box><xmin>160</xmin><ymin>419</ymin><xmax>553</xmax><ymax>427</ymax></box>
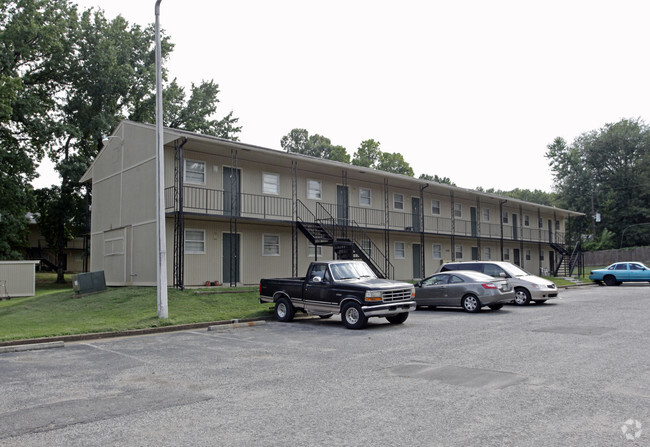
<box><xmin>0</xmin><ymin>261</ymin><xmax>38</xmax><ymax>297</ymax></box>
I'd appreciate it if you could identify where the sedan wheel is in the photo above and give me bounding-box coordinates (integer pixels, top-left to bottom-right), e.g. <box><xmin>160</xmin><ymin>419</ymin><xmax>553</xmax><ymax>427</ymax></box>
<box><xmin>461</xmin><ymin>294</ymin><xmax>480</xmax><ymax>313</ymax></box>
<box><xmin>604</xmin><ymin>275</ymin><xmax>617</xmax><ymax>287</ymax></box>
<box><xmin>514</xmin><ymin>288</ymin><xmax>531</xmax><ymax>305</ymax></box>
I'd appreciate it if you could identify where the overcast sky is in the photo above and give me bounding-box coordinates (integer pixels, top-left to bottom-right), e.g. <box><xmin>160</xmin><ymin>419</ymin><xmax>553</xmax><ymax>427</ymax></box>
<box><xmin>34</xmin><ymin>0</ymin><xmax>650</xmax><ymax>192</ymax></box>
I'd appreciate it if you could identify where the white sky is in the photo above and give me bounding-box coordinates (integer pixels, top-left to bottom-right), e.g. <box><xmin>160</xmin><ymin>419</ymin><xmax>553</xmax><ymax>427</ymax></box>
<box><xmin>33</xmin><ymin>0</ymin><xmax>650</xmax><ymax>192</ymax></box>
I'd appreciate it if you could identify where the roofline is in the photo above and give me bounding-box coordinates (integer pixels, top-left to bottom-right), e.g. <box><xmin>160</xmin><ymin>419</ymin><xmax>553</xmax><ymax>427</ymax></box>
<box><xmin>82</xmin><ymin>120</ymin><xmax>584</xmax><ymax>217</ymax></box>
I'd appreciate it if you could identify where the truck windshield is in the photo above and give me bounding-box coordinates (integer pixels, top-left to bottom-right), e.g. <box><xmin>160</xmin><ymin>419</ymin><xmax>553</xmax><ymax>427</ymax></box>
<box><xmin>330</xmin><ymin>262</ymin><xmax>377</xmax><ymax>280</ymax></box>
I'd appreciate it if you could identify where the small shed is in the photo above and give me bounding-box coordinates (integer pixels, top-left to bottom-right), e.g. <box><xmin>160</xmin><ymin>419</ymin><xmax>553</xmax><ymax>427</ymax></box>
<box><xmin>0</xmin><ymin>261</ymin><xmax>39</xmax><ymax>297</ymax></box>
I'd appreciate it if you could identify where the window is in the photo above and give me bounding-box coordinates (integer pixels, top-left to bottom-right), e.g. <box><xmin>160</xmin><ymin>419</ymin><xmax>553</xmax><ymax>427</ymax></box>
<box><xmin>307</xmin><ymin>243</ymin><xmax>322</xmax><ymax>258</ymax></box>
<box><xmin>431</xmin><ymin>200</ymin><xmax>441</xmax><ymax>215</ymax></box>
<box><xmin>263</xmin><ymin>234</ymin><xmax>280</xmax><ymax>256</ymax></box>
<box><xmin>504</xmin><ymin>248</ymin><xmax>510</xmax><ymax>260</ymax></box>
<box><xmin>526</xmin><ymin>250</ymin><xmax>531</xmax><ymax>261</ymax></box>
<box><xmin>524</xmin><ymin>215</ymin><xmax>530</xmax><ymax>226</ymax></box>
<box><xmin>359</xmin><ymin>188</ymin><xmax>371</xmax><ymax>206</ymax></box>
<box><xmin>538</xmin><ymin>217</ymin><xmax>543</xmax><ymax>228</ymax></box>
<box><xmin>455</xmin><ymin>244</ymin><xmax>463</xmax><ymax>259</ymax></box>
<box><xmin>483</xmin><ymin>247</ymin><xmax>491</xmax><ymax>260</ymax></box>
<box><xmin>483</xmin><ymin>208</ymin><xmax>490</xmax><ymax>222</ymax></box>
<box><xmin>393</xmin><ymin>193</ymin><xmax>404</xmax><ymax>210</ymax></box>
<box><xmin>185</xmin><ymin>159</ymin><xmax>205</xmax><ymax>184</ymax></box>
<box><xmin>307</xmin><ymin>179</ymin><xmax>322</xmax><ymax>200</ymax></box>
<box><xmin>454</xmin><ymin>203</ymin><xmax>462</xmax><ymax>218</ymax></box>
<box><xmin>555</xmin><ymin>220</ymin><xmax>560</xmax><ymax>231</ymax></box>
<box><xmin>540</xmin><ymin>252</ymin><xmax>545</xmax><ymax>260</ymax></box>
<box><xmin>503</xmin><ymin>211</ymin><xmax>509</xmax><ymax>224</ymax></box>
<box><xmin>394</xmin><ymin>241</ymin><xmax>405</xmax><ymax>259</ymax></box>
<box><xmin>262</xmin><ymin>173</ymin><xmax>279</xmax><ymax>195</ymax></box>
<box><xmin>185</xmin><ymin>229</ymin><xmax>205</xmax><ymax>254</ymax></box>
<box><xmin>432</xmin><ymin>244</ymin><xmax>442</xmax><ymax>259</ymax></box>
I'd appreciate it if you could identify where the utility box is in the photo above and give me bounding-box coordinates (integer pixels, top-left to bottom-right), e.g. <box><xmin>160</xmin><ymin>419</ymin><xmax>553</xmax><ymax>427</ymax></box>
<box><xmin>73</xmin><ymin>271</ymin><xmax>107</xmax><ymax>295</ymax></box>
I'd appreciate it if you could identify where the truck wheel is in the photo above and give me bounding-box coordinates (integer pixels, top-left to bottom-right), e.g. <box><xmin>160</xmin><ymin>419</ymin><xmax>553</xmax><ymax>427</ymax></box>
<box><xmin>513</xmin><ymin>287</ymin><xmax>531</xmax><ymax>305</ymax></box>
<box><xmin>341</xmin><ymin>302</ymin><xmax>368</xmax><ymax>330</ymax></box>
<box><xmin>386</xmin><ymin>312</ymin><xmax>409</xmax><ymax>324</ymax></box>
<box><xmin>275</xmin><ymin>297</ymin><xmax>295</xmax><ymax>322</ymax></box>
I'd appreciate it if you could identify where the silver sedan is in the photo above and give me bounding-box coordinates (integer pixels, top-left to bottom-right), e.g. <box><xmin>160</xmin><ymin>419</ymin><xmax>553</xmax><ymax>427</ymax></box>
<box><xmin>414</xmin><ymin>270</ymin><xmax>515</xmax><ymax>312</ymax></box>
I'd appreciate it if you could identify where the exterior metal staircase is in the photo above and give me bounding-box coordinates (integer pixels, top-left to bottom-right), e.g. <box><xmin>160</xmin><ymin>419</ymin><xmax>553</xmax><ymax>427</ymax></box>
<box><xmin>295</xmin><ymin>201</ymin><xmax>394</xmax><ymax>279</ymax></box>
<box><xmin>551</xmin><ymin>241</ymin><xmax>583</xmax><ymax>277</ymax></box>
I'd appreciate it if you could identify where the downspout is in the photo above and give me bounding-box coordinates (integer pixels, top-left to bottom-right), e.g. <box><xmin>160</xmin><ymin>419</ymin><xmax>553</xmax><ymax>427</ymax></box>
<box><xmin>420</xmin><ymin>183</ymin><xmax>429</xmax><ymax>278</ymax></box>
<box><xmin>499</xmin><ymin>199</ymin><xmax>507</xmax><ymax>261</ymax></box>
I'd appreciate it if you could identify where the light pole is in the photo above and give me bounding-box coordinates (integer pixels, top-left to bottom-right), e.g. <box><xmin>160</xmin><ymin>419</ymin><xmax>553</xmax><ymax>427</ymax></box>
<box><xmin>155</xmin><ymin>0</ymin><xmax>168</xmax><ymax>318</ymax></box>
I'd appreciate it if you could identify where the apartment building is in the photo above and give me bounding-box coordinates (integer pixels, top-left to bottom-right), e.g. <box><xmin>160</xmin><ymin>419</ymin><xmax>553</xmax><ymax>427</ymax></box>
<box><xmin>80</xmin><ymin>120</ymin><xmax>583</xmax><ymax>286</ymax></box>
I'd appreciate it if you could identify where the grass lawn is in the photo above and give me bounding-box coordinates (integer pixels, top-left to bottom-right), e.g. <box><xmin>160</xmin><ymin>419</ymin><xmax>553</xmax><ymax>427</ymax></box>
<box><xmin>0</xmin><ymin>273</ymin><xmax>272</xmax><ymax>342</ymax></box>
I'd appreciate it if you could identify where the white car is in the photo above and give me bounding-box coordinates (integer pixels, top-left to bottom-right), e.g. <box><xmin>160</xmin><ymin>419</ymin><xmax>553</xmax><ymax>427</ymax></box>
<box><xmin>439</xmin><ymin>261</ymin><xmax>559</xmax><ymax>305</ymax></box>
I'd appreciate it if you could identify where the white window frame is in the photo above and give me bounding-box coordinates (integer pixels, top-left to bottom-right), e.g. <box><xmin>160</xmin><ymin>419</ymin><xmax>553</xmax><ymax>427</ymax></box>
<box><xmin>483</xmin><ymin>208</ymin><xmax>490</xmax><ymax>222</ymax></box>
<box><xmin>455</xmin><ymin>244</ymin><xmax>463</xmax><ymax>259</ymax></box>
<box><xmin>361</xmin><ymin>239</ymin><xmax>372</xmax><ymax>257</ymax></box>
<box><xmin>504</xmin><ymin>248</ymin><xmax>510</xmax><ymax>260</ymax></box>
<box><xmin>394</xmin><ymin>241</ymin><xmax>405</xmax><ymax>259</ymax></box>
<box><xmin>431</xmin><ymin>199</ymin><xmax>441</xmax><ymax>215</ymax></box>
<box><xmin>262</xmin><ymin>172</ymin><xmax>280</xmax><ymax>195</ymax></box>
<box><xmin>359</xmin><ymin>187</ymin><xmax>371</xmax><ymax>207</ymax></box>
<box><xmin>185</xmin><ymin>229</ymin><xmax>205</xmax><ymax>254</ymax></box>
<box><xmin>185</xmin><ymin>159</ymin><xmax>206</xmax><ymax>184</ymax></box>
<box><xmin>432</xmin><ymin>243</ymin><xmax>442</xmax><ymax>259</ymax></box>
<box><xmin>262</xmin><ymin>234</ymin><xmax>280</xmax><ymax>256</ymax></box>
<box><xmin>524</xmin><ymin>215</ymin><xmax>530</xmax><ymax>226</ymax></box>
<box><xmin>307</xmin><ymin>179</ymin><xmax>322</xmax><ymax>200</ymax></box>
<box><xmin>526</xmin><ymin>249</ymin><xmax>531</xmax><ymax>261</ymax></box>
<box><xmin>483</xmin><ymin>247</ymin><xmax>491</xmax><ymax>260</ymax></box>
<box><xmin>503</xmin><ymin>211</ymin><xmax>509</xmax><ymax>224</ymax></box>
<box><xmin>307</xmin><ymin>243</ymin><xmax>323</xmax><ymax>258</ymax></box>
<box><xmin>454</xmin><ymin>203</ymin><xmax>462</xmax><ymax>218</ymax></box>
<box><xmin>393</xmin><ymin>193</ymin><xmax>404</xmax><ymax>210</ymax></box>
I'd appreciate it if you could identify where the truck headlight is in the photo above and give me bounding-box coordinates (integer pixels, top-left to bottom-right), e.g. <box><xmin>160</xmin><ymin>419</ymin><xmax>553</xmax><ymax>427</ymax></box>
<box><xmin>365</xmin><ymin>290</ymin><xmax>382</xmax><ymax>302</ymax></box>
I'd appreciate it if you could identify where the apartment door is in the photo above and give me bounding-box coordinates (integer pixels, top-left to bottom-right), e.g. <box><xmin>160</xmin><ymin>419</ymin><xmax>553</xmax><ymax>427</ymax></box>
<box><xmin>412</xmin><ymin>243</ymin><xmax>422</xmax><ymax>279</ymax></box>
<box><xmin>513</xmin><ymin>248</ymin><xmax>521</xmax><ymax>266</ymax></box>
<box><xmin>223</xmin><ymin>167</ymin><xmax>241</xmax><ymax>217</ymax></box>
<box><xmin>471</xmin><ymin>247</ymin><xmax>479</xmax><ymax>261</ymax></box>
<box><xmin>548</xmin><ymin>219</ymin><xmax>553</xmax><ymax>243</ymax></box>
<box><xmin>223</xmin><ymin>233</ymin><xmax>240</xmax><ymax>284</ymax></box>
<box><xmin>470</xmin><ymin>207</ymin><xmax>478</xmax><ymax>237</ymax></box>
<box><xmin>337</xmin><ymin>185</ymin><xmax>349</xmax><ymax>226</ymax></box>
<box><xmin>412</xmin><ymin>197</ymin><xmax>421</xmax><ymax>232</ymax></box>
<box><xmin>512</xmin><ymin>214</ymin><xmax>518</xmax><ymax>240</ymax></box>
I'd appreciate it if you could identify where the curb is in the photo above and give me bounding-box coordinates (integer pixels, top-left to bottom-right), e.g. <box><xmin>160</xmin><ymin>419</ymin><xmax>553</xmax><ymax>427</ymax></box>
<box><xmin>0</xmin><ymin>316</ymin><xmax>268</xmax><ymax>348</ymax></box>
<box><xmin>0</xmin><ymin>341</ymin><xmax>65</xmax><ymax>353</ymax></box>
<box><xmin>207</xmin><ymin>320</ymin><xmax>267</xmax><ymax>331</ymax></box>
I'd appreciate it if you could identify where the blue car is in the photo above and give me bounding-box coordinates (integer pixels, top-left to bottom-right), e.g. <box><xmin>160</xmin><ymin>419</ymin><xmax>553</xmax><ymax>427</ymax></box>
<box><xmin>589</xmin><ymin>262</ymin><xmax>650</xmax><ymax>286</ymax></box>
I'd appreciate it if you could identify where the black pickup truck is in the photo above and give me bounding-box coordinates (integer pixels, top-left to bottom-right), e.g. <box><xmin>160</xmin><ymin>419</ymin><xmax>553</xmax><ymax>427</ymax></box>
<box><xmin>259</xmin><ymin>260</ymin><xmax>416</xmax><ymax>329</ymax></box>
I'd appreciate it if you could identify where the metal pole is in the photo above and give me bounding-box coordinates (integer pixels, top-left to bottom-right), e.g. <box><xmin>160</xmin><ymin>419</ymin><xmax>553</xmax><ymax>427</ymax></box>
<box><xmin>155</xmin><ymin>0</ymin><xmax>168</xmax><ymax>318</ymax></box>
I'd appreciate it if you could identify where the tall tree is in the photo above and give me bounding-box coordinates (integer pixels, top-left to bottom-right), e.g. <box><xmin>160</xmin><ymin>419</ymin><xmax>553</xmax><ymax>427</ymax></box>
<box><xmin>546</xmin><ymin>119</ymin><xmax>650</xmax><ymax>248</ymax></box>
<box><xmin>419</xmin><ymin>173</ymin><xmax>455</xmax><ymax>186</ymax></box>
<box><xmin>9</xmin><ymin>4</ymin><xmax>241</xmax><ymax>281</ymax></box>
<box><xmin>351</xmin><ymin>139</ymin><xmax>414</xmax><ymax>176</ymax></box>
<box><xmin>0</xmin><ymin>0</ymin><xmax>77</xmax><ymax>259</ymax></box>
<box><xmin>280</xmin><ymin>128</ymin><xmax>350</xmax><ymax>163</ymax></box>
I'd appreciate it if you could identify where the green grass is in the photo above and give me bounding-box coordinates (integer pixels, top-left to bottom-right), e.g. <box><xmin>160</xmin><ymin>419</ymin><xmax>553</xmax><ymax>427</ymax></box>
<box><xmin>0</xmin><ymin>273</ymin><xmax>272</xmax><ymax>342</ymax></box>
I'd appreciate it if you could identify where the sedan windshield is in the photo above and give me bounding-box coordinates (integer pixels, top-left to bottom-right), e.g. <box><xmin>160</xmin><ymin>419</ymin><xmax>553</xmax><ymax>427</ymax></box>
<box><xmin>330</xmin><ymin>262</ymin><xmax>377</xmax><ymax>280</ymax></box>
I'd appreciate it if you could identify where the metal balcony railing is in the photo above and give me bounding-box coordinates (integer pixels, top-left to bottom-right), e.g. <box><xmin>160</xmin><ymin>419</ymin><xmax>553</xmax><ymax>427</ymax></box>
<box><xmin>165</xmin><ymin>186</ymin><xmax>565</xmax><ymax>244</ymax></box>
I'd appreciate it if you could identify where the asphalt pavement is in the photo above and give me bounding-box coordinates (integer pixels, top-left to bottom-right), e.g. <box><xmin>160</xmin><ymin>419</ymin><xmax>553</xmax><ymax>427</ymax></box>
<box><xmin>0</xmin><ymin>284</ymin><xmax>648</xmax><ymax>446</ymax></box>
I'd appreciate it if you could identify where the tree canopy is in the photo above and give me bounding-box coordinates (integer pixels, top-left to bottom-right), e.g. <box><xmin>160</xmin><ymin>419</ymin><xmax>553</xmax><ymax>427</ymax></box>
<box><xmin>546</xmin><ymin>118</ymin><xmax>650</xmax><ymax>248</ymax></box>
<box><xmin>0</xmin><ymin>0</ymin><xmax>241</xmax><ymax>266</ymax></box>
<box><xmin>280</xmin><ymin>128</ymin><xmax>349</xmax><ymax>163</ymax></box>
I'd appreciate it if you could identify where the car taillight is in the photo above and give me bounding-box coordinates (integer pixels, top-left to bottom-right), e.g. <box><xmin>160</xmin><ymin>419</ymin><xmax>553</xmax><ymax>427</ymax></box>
<box><xmin>481</xmin><ymin>283</ymin><xmax>498</xmax><ymax>289</ymax></box>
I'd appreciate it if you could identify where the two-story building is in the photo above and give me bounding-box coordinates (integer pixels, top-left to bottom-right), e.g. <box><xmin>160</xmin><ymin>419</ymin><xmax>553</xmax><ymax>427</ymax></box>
<box><xmin>80</xmin><ymin>120</ymin><xmax>583</xmax><ymax>287</ymax></box>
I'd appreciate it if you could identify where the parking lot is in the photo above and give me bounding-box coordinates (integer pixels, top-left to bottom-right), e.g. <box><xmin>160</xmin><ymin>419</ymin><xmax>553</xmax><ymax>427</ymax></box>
<box><xmin>1</xmin><ymin>284</ymin><xmax>648</xmax><ymax>446</ymax></box>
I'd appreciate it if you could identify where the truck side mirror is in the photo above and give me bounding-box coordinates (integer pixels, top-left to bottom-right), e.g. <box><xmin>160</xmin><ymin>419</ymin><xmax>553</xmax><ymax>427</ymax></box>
<box><xmin>311</xmin><ymin>276</ymin><xmax>322</xmax><ymax>283</ymax></box>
